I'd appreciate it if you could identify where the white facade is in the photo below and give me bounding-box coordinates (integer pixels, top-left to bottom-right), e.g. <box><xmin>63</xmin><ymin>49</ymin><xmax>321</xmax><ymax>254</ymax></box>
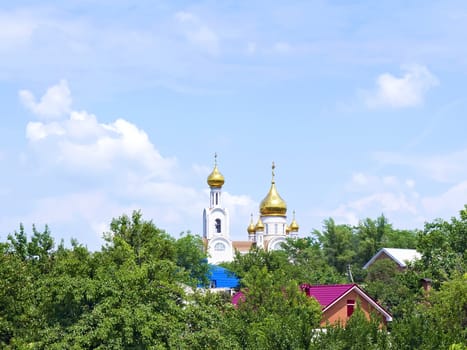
<box><xmin>254</xmin><ymin>216</ymin><xmax>288</xmax><ymax>250</ymax></box>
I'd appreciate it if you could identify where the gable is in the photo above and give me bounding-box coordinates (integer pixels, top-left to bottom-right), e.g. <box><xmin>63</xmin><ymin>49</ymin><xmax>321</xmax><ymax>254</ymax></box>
<box><xmin>301</xmin><ymin>284</ymin><xmax>392</xmax><ymax>324</ymax></box>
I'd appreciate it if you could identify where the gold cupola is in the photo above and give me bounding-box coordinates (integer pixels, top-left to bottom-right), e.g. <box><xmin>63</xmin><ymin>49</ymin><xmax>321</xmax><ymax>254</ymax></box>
<box><xmin>259</xmin><ymin>162</ymin><xmax>287</xmax><ymax>216</ymax></box>
<box><xmin>207</xmin><ymin>153</ymin><xmax>225</xmax><ymax>188</ymax></box>
<box><xmin>289</xmin><ymin>210</ymin><xmax>299</xmax><ymax>232</ymax></box>
<box><xmin>247</xmin><ymin>214</ymin><xmax>256</xmax><ymax>234</ymax></box>
<box><xmin>255</xmin><ymin>217</ymin><xmax>265</xmax><ymax>232</ymax></box>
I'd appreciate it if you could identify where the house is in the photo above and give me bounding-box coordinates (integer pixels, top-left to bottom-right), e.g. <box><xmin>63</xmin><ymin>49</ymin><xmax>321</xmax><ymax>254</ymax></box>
<box><xmin>232</xmin><ymin>283</ymin><xmax>392</xmax><ymax>327</ymax></box>
<box><xmin>300</xmin><ymin>284</ymin><xmax>392</xmax><ymax>327</ymax></box>
<box><xmin>199</xmin><ymin>265</ymin><xmax>239</xmax><ymax>295</ymax></box>
<box><xmin>363</xmin><ymin>248</ymin><xmax>421</xmax><ymax>270</ymax></box>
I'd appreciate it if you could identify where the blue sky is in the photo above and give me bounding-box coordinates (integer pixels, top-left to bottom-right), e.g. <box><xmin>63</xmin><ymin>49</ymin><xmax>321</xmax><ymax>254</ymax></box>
<box><xmin>1</xmin><ymin>0</ymin><xmax>467</xmax><ymax>249</ymax></box>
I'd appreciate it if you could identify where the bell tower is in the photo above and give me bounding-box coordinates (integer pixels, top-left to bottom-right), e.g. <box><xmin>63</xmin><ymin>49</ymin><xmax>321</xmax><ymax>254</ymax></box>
<box><xmin>203</xmin><ymin>154</ymin><xmax>233</xmax><ymax>263</ymax></box>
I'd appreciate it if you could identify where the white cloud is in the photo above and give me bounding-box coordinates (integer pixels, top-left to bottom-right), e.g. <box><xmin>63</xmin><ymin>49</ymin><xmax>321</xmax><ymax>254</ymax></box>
<box><xmin>422</xmin><ymin>180</ymin><xmax>467</xmax><ymax>217</ymax></box>
<box><xmin>317</xmin><ymin>171</ymin><xmax>424</xmax><ymax>229</ymax></box>
<box><xmin>56</xmin><ymin>117</ymin><xmax>176</xmax><ymax>177</ymax></box>
<box><xmin>363</xmin><ymin>64</ymin><xmax>438</xmax><ymax>108</ymax></box>
<box><xmin>314</xmin><ymin>205</ymin><xmax>360</xmax><ymax>226</ymax></box>
<box><xmin>348</xmin><ymin>172</ymin><xmax>402</xmax><ymax>192</ymax></box>
<box><xmin>317</xmin><ymin>190</ymin><xmax>420</xmax><ymax>229</ymax></box>
<box><xmin>192</xmin><ymin>163</ymin><xmax>211</xmax><ymax>178</ymax></box>
<box><xmin>405</xmin><ymin>179</ymin><xmax>416</xmax><ymax>189</ymax></box>
<box><xmin>374</xmin><ymin>149</ymin><xmax>467</xmax><ymax>183</ymax></box>
<box><xmin>174</xmin><ymin>11</ymin><xmax>219</xmax><ymax>55</ymax></box>
<box><xmin>19</xmin><ymin>80</ymin><xmax>72</xmax><ymax>119</ymax></box>
<box><xmin>26</xmin><ymin>121</ymin><xmax>65</xmax><ymax>141</ymax></box>
<box><xmin>348</xmin><ymin>192</ymin><xmax>417</xmax><ymax>214</ymax></box>
<box><xmin>22</xmin><ymin>82</ymin><xmax>176</xmax><ymax>177</ymax></box>
<box><xmin>351</xmin><ymin>172</ymin><xmax>369</xmax><ymax>186</ymax></box>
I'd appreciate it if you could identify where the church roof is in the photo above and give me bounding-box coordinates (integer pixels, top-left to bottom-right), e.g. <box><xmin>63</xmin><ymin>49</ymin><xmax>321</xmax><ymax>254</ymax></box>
<box><xmin>363</xmin><ymin>248</ymin><xmax>421</xmax><ymax>269</ymax></box>
<box><xmin>232</xmin><ymin>241</ymin><xmax>253</xmax><ymax>252</ymax></box>
<box><xmin>207</xmin><ymin>154</ymin><xmax>225</xmax><ymax>188</ymax></box>
<box><xmin>259</xmin><ymin>162</ymin><xmax>287</xmax><ymax>216</ymax></box>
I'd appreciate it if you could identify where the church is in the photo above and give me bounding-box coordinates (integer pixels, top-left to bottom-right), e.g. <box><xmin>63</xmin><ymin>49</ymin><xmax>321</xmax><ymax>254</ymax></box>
<box><xmin>203</xmin><ymin>156</ymin><xmax>299</xmax><ymax>264</ymax></box>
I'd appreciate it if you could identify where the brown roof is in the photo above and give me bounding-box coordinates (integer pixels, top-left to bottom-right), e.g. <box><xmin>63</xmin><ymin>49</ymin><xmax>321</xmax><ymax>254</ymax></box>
<box><xmin>232</xmin><ymin>241</ymin><xmax>253</xmax><ymax>252</ymax></box>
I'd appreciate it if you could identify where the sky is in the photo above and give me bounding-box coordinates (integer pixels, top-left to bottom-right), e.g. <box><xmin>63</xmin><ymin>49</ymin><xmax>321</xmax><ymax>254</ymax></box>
<box><xmin>1</xmin><ymin>0</ymin><xmax>467</xmax><ymax>250</ymax></box>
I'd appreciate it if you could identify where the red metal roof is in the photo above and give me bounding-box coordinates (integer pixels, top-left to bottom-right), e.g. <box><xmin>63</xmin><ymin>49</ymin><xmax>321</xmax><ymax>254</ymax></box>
<box><xmin>300</xmin><ymin>284</ymin><xmax>355</xmax><ymax>309</ymax></box>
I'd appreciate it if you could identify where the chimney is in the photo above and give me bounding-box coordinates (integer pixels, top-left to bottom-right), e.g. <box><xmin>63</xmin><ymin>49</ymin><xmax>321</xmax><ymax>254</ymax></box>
<box><xmin>420</xmin><ymin>278</ymin><xmax>432</xmax><ymax>292</ymax></box>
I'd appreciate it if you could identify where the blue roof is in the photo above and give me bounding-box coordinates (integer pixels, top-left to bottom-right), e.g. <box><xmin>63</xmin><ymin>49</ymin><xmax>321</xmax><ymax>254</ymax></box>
<box><xmin>203</xmin><ymin>265</ymin><xmax>239</xmax><ymax>288</ymax></box>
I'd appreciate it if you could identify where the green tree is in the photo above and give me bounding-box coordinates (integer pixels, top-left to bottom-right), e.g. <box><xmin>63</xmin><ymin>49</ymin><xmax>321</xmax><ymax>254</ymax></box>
<box><xmin>281</xmin><ymin>237</ymin><xmax>344</xmax><ymax>284</ymax></box>
<box><xmin>314</xmin><ymin>218</ymin><xmax>355</xmax><ymax>275</ymax></box>
<box><xmin>229</xmin><ymin>266</ymin><xmax>322</xmax><ymax>350</ymax></box>
<box><xmin>354</xmin><ymin>215</ymin><xmax>392</xmax><ymax>267</ymax></box>
<box><xmin>416</xmin><ymin>207</ymin><xmax>466</xmax><ymax>284</ymax></box>
<box><xmin>175</xmin><ymin>232</ymin><xmax>209</xmax><ymax>287</ymax></box>
<box><xmin>427</xmin><ymin>273</ymin><xmax>467</xmax><ymax>346</ymax></box>
<box><xmin>364</xmin><ymin>258</ymin><xmax>422</xmax><ymax>318</ymax></box>
<box><xmin>104</xmin><ymin>210</ymin><xmax>176</xmax><ymax>266</ymax></box>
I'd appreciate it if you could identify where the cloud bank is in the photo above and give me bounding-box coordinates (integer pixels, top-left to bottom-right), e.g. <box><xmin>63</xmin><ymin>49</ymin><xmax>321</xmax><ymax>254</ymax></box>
<box><xmin>18</xmin><ymin>80</ymin><xmax>255</xmax><ymax>247</ymax></box>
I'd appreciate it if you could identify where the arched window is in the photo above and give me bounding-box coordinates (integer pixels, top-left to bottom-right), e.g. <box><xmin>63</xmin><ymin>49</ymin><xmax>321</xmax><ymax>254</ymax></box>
<box><xmin>271</xmin><ymin>241</ymin><xmax>285</xmax><ymax>251</ymax></box>
<box><xmin>215</xmin><ymin>219</ymin><xmax>221</xmax><ymax>233</ymax></box>
<box><xmin>215</xmin><ymin>193</ymin><xmax>218</xmax><ymax>205</ymax></box>
<box><xmin>214</xmin><ymin>242</ymin><xmax>225</xmax><ymax>251</ymax></box>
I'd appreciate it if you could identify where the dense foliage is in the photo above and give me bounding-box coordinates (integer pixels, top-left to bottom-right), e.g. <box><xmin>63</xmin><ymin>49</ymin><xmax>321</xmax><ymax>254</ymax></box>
<box><xmin>0</xmin><ymin>207</ymin><xmax>466</xmax><ymax>349</ymax></box>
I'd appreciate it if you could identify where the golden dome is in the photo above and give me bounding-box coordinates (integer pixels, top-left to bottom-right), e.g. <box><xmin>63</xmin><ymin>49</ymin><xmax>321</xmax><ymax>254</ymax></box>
<box><xmin>207</xmin><ymin>153</ymin><xmax>225</xmax><ymax>188</ymax></box>
<box><xmin>290</xmin><ymin>211</ymin><xmax>299</xmax><ymax>232</ymax></box>
<box><xmin>247</xmin><ymin>214</ymin><xmax>256</xmax><ymax>234</ymax></box>
<box><xmin>255</xmin><ymin>217</ymin><xmax>264</xmax><ymax>232</ymax></box>
<box><xmin>259</xmin><ymin>162</ymin><xmax>287</xmax><ymax>216</ymax></box>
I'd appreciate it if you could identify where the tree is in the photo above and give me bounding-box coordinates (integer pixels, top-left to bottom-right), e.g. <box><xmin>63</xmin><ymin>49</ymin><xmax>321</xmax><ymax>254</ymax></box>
<box><xmin>364</xmin><ymin>258</ymin><xmax>422</xmax><ymax>318</ymax></box>
<box><xmin>229</xmin><ymin>266</ymin><xmax>322</xmax><ymax>350</ymax></box>
<box><xmin>175</xmin><ymin>232</ymin><xmax>209</xmax><ymax>287</ymax></box>
<box><xmin>416</xmin><ymin>207</ymin><xmax>466</xmax><ymax>284</ymax></box>
<box><xmin>427</xmin><ymin>273</ymin><xmax>467</xmax><ymax>346</ymax></box>
<box><xmin>354</xmin><ymin>215</ymin><xmax>392</xmax><ymax>267</ymax></box>
<box><xmin>104</xmin><ymin>210</ymin><xmax>176</xmax><ymax>266</ymax></box>
<box><xmin>314</xmin><ymin>218</ymin><xmax>355</xmax><ymax>275</ymax></box>
<box><xmin>281</xmin><ymin>237</ymin><xmax>344</xmax><ymax>284</ymax></box>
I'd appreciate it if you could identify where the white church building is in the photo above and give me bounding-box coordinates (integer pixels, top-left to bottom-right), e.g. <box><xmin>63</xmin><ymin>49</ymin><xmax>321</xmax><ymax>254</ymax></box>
<box><xmin>203</xmin><ymin>156</ymin><xmax>299</xmax><ymax>264</ymax></box>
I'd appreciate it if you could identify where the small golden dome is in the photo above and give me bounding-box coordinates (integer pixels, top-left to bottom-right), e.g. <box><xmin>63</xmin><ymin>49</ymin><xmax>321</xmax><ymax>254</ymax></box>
<box><xmin>289</xmin><ymin>210</ymin><xmax>299</xmax><ymax>232</ymax></box>
<box><xmin>286</xmin><ymin>225</ymin><xmax>291</xmax><ymax>234</ymax></box>
<box><xmin>255</xmin><ymin>217</ymin><xmax>264</xmax><ymax>232</ymax></box>
<box><xmin>247</xmin><ymin>214</ymin><xmax>256</xmax><ymax>234</ymax></box>
<box><xmin>207</xmin><ymin>153</ymin><xmax>225</xmax><ymax>188</ymax></box>
<box><xmin>259</xmin><ymin>162</ymin><xmax>287</xmax><ymax>216</ymax></box>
